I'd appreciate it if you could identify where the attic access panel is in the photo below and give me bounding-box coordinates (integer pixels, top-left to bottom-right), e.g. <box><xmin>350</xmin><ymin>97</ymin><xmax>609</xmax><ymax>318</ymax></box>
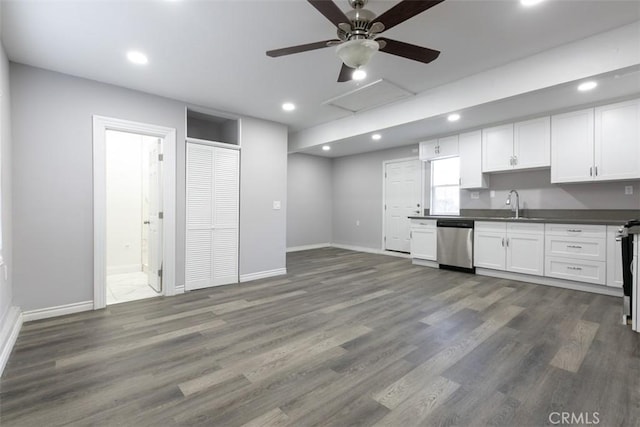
<box><xmin>323</xmin><ymin>79</ymin><xmax>414</xmax><ymax>113</ymax></box>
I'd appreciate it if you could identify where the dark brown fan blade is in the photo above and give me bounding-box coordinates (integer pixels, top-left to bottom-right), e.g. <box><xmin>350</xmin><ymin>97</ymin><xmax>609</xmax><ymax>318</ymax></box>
<box><xmin>307</xmin><ymin>0</ymin><xmax>350</xmax><ymax>28</ymax></box>
<box><xmin>337</xmin><ymin>63</ymin><xmax>355</xmax><ymax>82</ymax></box>
<box><xmin>372</xmin><ymin>0</ymin><xmax>445</xmax><ymax>32</ymax></box>
<box><xmin>376</xmin><ymin>38</ymin><xmax>440</xmax><ymax>64</ymax></box>
<box><xmin>266</xmin><ymin>40</ymin><xmax>340</xmax><ymax>57</ymax></box>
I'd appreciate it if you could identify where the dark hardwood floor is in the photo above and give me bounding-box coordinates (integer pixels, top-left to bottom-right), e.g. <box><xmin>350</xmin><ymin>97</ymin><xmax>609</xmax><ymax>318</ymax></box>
<box><xmin>1</xmin><ymin>248</ymin><xmax>638</xmax><ymax>426</ymax></box>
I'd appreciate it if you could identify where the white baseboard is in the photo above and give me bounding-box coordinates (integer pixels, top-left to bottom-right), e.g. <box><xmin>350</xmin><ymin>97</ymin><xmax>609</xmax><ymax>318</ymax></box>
<box><xmin>286</xmin><ymin>243</ymin><xmax>331</xmax><ymax>253</ymax></box>
<box><xmin>330</xmin><ymin>244</ymin><xmax>411</xmax><ymax>259</ymax></box>
<box><xmin>174</xmin><ymin>284</ymin><xmax>185</xmax><ymax>294</ymax></box>
<box><xmin>22</xmin><ymin>300</ymin><xmax>94</xmax><ymax>322</ymax></box>
<box><xmin>240</xmin><ymin>268</ymin><xmax>287</xmax><ymax>283</ymax></box>
<box><xmin>107</xmin><ymin>264</ymin><xmax>142</xmax><ymax>275</ymax></box>
<box><xmin>0</xmin><ymin>307</ymin><xmax>23</xmax><ymax>376</ymax></box>
<box><xmin>475</xmin><ymin>268</ymin><xmax>623</xmax><ymax>297</ymax></box>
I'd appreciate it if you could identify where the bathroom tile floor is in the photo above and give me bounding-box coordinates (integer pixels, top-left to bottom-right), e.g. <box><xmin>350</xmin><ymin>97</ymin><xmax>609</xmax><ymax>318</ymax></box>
<box><xmin>107</xmin><ymin>271</ymin><xmax>160</xmax><ymax>305</ymax></box>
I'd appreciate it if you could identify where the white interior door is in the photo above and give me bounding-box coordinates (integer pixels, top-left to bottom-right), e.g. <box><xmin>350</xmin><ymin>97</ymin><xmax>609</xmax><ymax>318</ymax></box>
<box><xmin>147</xmin><ymin>139</ymin><xmax>163</xmax><ymax>292</ymax></box>
<box><xmin>186</xmin><ymin>143</ymin><xmax>239</xmax><ymax>291</ymax></box>
<box><xmin>384</xmin><ymin>159</ymin><xmax>421</xmax><ymax>253</ymax></box>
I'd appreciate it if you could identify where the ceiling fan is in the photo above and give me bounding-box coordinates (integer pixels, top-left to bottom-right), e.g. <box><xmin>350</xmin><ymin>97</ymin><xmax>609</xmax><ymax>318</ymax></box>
<box><xmin>266</xmin><ymin>0</ymin><xmax>445</xmax><ymax>82</ymax></box>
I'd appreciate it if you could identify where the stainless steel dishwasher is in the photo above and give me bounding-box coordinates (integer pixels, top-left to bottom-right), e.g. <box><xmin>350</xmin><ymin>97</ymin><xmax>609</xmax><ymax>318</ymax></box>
<box><xmin>436</xmin><ymin>219</ymin><xmax>475</xmax><ymax>272</ymax></box>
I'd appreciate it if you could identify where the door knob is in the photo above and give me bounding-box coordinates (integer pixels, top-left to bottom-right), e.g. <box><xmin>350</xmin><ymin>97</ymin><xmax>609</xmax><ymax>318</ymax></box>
<box><xmin>144</xmin><ymin>221</ymin><xmax>150</xmax><ymax>225</ymax></box>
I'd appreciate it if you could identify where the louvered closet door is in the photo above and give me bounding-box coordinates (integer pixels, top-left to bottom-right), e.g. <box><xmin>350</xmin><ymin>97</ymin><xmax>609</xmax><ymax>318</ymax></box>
<box><xmin>186</xmin><ymin>143</ymin><xmax>239</xmax><ymax>290</ymax></box>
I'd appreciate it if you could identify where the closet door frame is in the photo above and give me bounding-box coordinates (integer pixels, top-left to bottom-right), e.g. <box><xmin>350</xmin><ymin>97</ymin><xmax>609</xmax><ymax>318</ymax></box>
<box><xmin>185</xmin><ymin>137</ymin><xmax>240</xmax><ymax>291</ymax></box>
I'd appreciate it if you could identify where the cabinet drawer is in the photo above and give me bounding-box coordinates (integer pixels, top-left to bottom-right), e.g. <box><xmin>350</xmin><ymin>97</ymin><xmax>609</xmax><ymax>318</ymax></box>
<box><xmin>545</xmin><ymin>257</ymin><xmax>606</xmax><ymax>285</ymax></box>
<box><xmin>545</xmin><ymin>235</ymin><xmax>606</xmax><ymax>261</ymax></box>
<box><xmin>544</xmin><ymin>223</ymin><xmax>606</xmax><ymax>239</ymax></box>
<box><xmin>475</xmin><ymin>221</ymin><xmax>507</xmax><ymax>232</ymax></box>
<box><xmin>411</xmin><ymin>219</ymin><xmax>437</xmax><ymax>229</ymax></box>
<box><xmin>507</xmin><ymin>222</ymin><xmax>544</xmax><ymax>235</ymax></box>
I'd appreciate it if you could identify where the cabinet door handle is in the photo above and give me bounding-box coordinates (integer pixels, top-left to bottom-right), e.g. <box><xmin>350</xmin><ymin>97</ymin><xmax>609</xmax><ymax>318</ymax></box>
<box><xmin>509</xmin><ymin>157</ymin><xmax>513</xmax><ymax>166</ymax></box>
<box><xmin>501</xmin><ymin>238</ymin><xmax>505</xmax><ymax>247</ymax></box>
<box><xmin>410</xmin><ymin>231</ymin><xmax>413</xmax><ymax>239</ymax></box>
<box><xmin>567</xmin><ymin>266</ymin><xmax>583</xmax><ymax>271</ymax></box>
<box><xmin>567</xmin><ymin>245</ymin><xmax>583</xmax><ymax>249</ymax></box>
<box><xmin>506</xmin><ymin>238</ymin><xmax>509</xmax><ymax>247</ymax></box>
<box><xmin>513</xmin><ymin>156</ymin><xmax>518</xmax><ymax>165</ymax></box>
<box><xmin>595</xmin><ymin>166</ymin><xmax>598</xmax><ymax>176</ymax></box>
<box><xmin>567</xmin><ymin>229</ymin><xmax>582</xmax><ymax>233</ymax></box>
<box><xmin>589</xmin><ymin>167</ymin><xmax>593</xmax><ymax>177</ymax></box>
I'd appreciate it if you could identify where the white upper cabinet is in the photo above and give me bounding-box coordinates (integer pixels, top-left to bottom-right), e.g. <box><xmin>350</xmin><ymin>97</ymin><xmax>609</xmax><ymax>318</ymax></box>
<box><xmin>594</xmin><ymin>99</ymin><xmax>640</xmax><ymax>181</ymax></box>
<box><xmin>482</xmin><ymin>124</ymin><xmax>513</xmax><ymax>172</ymax></box>
<box><xmin>459</xmin><ymin>130</ymin><xmax>489</xmax><ymax>189</ymax></box>
<box><xmin>552</xmin><ymin>99</ymin><xmax>640</xmax><ymax>183</ymax></box>
<box><xmin>551</xmin><ymin>108</ymin><xmax>595</xmax><ymax>183</ymax></box>
<box><xmin>419</xmin><ymin>135</ymin><xmax>459</xmax><ymax>161</ymax></box>
<box><xmin>513</xmin><ymin>116</ymin><xmax>550</xmax><ymax>170</ymax></box>
<box><xmin>483</xmin><ymin>118</ymin><xmax>551</xmax><ymax>173</ymax></box>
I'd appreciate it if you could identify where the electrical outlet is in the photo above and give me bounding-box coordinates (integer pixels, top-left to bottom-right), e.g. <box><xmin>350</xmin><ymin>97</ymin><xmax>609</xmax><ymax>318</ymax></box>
<box><xmin>356</xmin><ymin>220</ymin><xmax>360</xmax><ymax>226</ymax></box>
<box><xmin>273</xmin><ymin>201</ymin><xmax>281</xmax><ymax>210</ymax></box>
<box><xmin>625</xmin><ymin>185</ymin><xmax>633</xmax><ymax>195</ymax></box>
<box><xmin>490</xmin><ymin>190</ymin><xmax>496</xmax><ymax>198</ymax></box>
<box><xmin>470</xmin><ymin>191</ymin><xmax>480</xmax><ymax>200</ymax></box>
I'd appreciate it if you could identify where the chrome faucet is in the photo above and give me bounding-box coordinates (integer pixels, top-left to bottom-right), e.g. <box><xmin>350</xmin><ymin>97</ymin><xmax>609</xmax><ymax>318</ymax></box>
<box><xmin>506</xmin><ymin>190</ymin><xmax>520</xmax><ymax>219</ymax></box>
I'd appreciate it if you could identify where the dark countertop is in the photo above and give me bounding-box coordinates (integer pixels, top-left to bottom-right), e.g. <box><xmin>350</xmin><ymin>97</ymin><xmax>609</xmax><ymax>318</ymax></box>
<box><xmin>409</xmin><ymin>209</ymin><xmax>639</xmax><ymax>226</ymax></box>
<box><xmin>408</xmin><ymin>215</ymin><xmax>628</xmax><ymax>226</ymax></box>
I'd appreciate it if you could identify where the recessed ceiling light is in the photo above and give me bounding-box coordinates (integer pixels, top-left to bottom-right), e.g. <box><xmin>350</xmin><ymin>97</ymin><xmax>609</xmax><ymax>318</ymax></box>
<box><xmin>127</xmin><ymin>51</ymin><xmax>148</xmax><ymax>65</ymax></box>
<box><xmin>352</xmin><ymin>69</ymin><xmax>367</xmax><ymax>81</ymax></box>
<box><xmin>371</xmin><ymin>133</ymin><xmax>382</xmax><ymax>141</ymax></box>
<box><xmin>282</xmin><ymin>102</ymin><xmax>296</xmax><ymax>111</ymax></box>
<box><xmin>322</xmin><ymin>145</ymin><xmax>331</xmax><ymax>151</ymax></box>
<box><xmin>577</xmin><ymin>81</ymin><xmax>598</xmax><ymax>92</ymax></box>
<box><xmin>521</xmin><ymin>0</ymin><xmax>545</xmax><ymax>6</ymax></box>
<box><xmin>447</xmin><ymin>113</ymin><xmax>461</xmax><ymax>122</ymax></box>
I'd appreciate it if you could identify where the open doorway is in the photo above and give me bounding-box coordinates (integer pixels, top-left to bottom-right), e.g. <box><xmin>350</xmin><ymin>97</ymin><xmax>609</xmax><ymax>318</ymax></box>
<box><xmin>105</xmin><ymin>130</ymin><xmax>163</xmax><ymax>304</ymax></box>
<box><xmin>93</xmin><ymin>116</ymin><xmax>176</xmax><ymax>310</ymax></box>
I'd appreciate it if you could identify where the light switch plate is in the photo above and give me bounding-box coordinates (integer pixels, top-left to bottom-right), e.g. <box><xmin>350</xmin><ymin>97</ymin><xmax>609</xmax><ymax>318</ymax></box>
<box><xmin>625</xmin><ymin>185</ymin><xmax>633</xmax><ymax>195</ymax></box>
<box><xmin>470</xmin><ymin>191</ymin><xmax>480</xmax><ymax>200</ymax></box>
<box><xmin>490</xmin><ymin>190</ymin><xmax>496</xmax><ymax>198</ymax></box>
<box><xmin>273</xmin><ymin>201</ymin><xmax>281</xmax><ymax>210</ymax></box>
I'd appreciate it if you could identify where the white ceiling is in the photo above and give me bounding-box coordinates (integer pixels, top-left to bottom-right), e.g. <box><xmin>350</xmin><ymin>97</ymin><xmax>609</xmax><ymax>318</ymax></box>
<box><xmin>2</xmin><ymin>0</ymin><xmax>639</xmax><ymax>137</ymax></box>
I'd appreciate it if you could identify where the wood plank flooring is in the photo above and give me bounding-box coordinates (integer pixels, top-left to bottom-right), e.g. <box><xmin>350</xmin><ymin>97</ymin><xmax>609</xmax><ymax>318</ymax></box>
<box><xmin>1</xmin><ymin>248</ymin><xmax>638</xmax><ymax>426</ymax></box>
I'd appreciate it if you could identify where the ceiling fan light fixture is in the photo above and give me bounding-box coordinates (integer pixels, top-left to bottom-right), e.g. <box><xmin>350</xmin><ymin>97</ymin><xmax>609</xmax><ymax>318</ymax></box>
<box><xmin>336</xmin><ymin>39</ymin><xmax>379</xmax><ymax>69</ymax></box>
<box><xmin>352</xmin><ymin>68</ymin><xmax>367</xmax><ymax>81</ymax></box>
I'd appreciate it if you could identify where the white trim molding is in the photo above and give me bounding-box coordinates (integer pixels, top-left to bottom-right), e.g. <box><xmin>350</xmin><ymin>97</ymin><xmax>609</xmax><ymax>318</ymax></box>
<box><xmin>240</xmin><ymin>268</ymin><xmax>287</xmax><ymax>283</ymax></box>
<box><xmin>0</xmin><ymin>307</ymin><xmax>22</xmax><ymax>376</ymax></box>
<box><xmin>475</xmin><ymin>268</ymin><xmax>623</xmax><ymax>297</ymax></box>
<box><xmin>22</xmin><ymin>301</ymin><xmax>94</xmax><ymax>322</ymax></box>
<box><xmin>93</xmin><ymin>116</ymin><xmax>177</xmax><ymax>309</ymax></box>
<box><xmin>286</xmin><ymin>243</ymin><xmax>331</xmax><ymax>253</ymax></box>
<box><xmin>174</xmin><ymin>285</ymin><xmax>186</xmax><ymax>294</ymax></box>
<box><xmin>331</xmin><ymin>243</ymin><xmax>411</xmax><ymax>259</ymax></box>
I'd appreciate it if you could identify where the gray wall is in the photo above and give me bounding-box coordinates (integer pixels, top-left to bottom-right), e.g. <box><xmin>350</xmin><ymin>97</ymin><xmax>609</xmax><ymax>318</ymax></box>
<box><xmin>240</xmin><ymin>117</ymin><xmax>287</xmax><ymax>276</ymax></box>
<box><xmin>10</xmin><ymin>63</ymin><xmax>287</xmax><ymax>311</ymax></box>
<box><xmin>0</xmin><ymin>28</ymin><xmax>14</xmax><ymax>325</ymax></box>
<box><xmin>332</xmin><ymin>145</ymin><xmax>422</xmax><ymax>249</ymax></box>
<box><xmin>287</xmin><ymin>153</ymin><xmax>332</xmax><ymax>248</ymax></box>
<box><xmin>461</xmin><ymin>169</ymin><xmax>640</xmax><ymax>211</ymax></box>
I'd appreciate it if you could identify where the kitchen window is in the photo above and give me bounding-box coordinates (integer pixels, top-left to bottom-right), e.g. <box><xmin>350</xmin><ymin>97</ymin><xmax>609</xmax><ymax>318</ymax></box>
<box><xmin>430</xmin><ymin>157</ymin><xmax>460</xmax><ymax>215</ymax></box>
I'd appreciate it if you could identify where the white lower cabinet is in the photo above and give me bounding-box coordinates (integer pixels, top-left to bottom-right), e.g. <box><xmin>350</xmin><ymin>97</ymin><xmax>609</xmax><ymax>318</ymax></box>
<box><xmin>474</xmin><ymin>222</ymin><xmax>544</xmax><ymax>276</ymax></box>
<box><xmin>410</xmin><ymin>220</ymin><xmax>437</xmax><ymax>261</ymax></box>
<box><xmin>544</xmin><ymin>224</ymin><xmax>606</xmax><ymax>285</ymax></box>
<box><xmin>606</xmin><ymin>225</ymin><xmax>623</xmax><ymax>288</ymax></box>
